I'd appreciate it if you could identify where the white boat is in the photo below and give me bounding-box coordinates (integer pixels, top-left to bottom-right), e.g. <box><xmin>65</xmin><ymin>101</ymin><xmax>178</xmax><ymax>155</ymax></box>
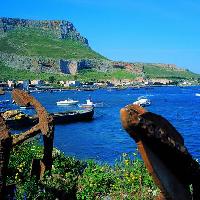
<box><xmin>195</xmin><ymin>93</ymin><xmax>200</xmax><ymax>97</ymax></box>
<box><xmin>20</xmin><ymin>105</ymin><xmax>34</xmax><ymax>109</ymax></box>
<box><xmin>78</xmin><ymin>99</ymin><xmax>104</xmax><ymax>108</ymax></box>
<box><xmin>78</xmin><ymin>99</ymin><xmax>94</xmax><ymax>108</ymax></box>
<box><xmin>56</xmin><ymin>99</ymin><xmax>79</xmax><ymax>106</ymax></box>
<box><xmin>133</xmin><ymin>96</ymin><xmax>151</xmax><ymax>107</ymax></box>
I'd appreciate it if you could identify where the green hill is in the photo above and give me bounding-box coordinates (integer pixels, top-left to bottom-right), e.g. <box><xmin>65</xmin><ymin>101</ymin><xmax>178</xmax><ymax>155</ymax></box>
<box><xmin>143</xmin><ymin>64</ymin><xmax>200</xmax><ymax>80</ymax></box>
<box><xmin>0</xmin><ymin>28</ymin><xmax>105</xmax><ymax>60</ymax></box>
<box><xmin>0</xmin><ymin>17</ymin><xmax>199</xmax><ymax>83</ymax></box>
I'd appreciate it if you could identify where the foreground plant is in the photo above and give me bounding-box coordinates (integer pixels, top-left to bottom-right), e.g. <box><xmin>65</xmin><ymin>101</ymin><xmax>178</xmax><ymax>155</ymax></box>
<box><xmin>77</xmin><ymin>152</ymin><xmax>159</xmax><ymax>200</ymax></box>
<box><xmin>7</xmin><ymin>139</ymin><xmax>158</xmax><ymax>199</ymax></box>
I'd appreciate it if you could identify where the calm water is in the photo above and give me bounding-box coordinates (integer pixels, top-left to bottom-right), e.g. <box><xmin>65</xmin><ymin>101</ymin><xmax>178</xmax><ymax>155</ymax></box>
<box><xmin>1</xmin><ymin>86</ymin><xmax>200</xmax><ymax>164</ymax></box>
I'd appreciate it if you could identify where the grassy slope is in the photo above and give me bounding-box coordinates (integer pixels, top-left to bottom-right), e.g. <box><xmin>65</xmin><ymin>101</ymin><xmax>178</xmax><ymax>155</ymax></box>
<box><xmin>0</xmin><ymin>61</ymin><xmax>72</xmax><ymax>81</ymax></box>
<box><xmin>0</xmin><ymin>62</ymin><xmax>136</xmax><ymax>81</ymax></box>
<box><xmin>143</xmin><ymin>64</ymin><xmax>200</xmax><ymax>80</ymax></box>
<box><xmin>0</xmin><ymin>28</ymin><xmax>199</xmax><ymax>81</ymax></box>
<box><xmin>0</xmin><ymin>28</ymin><xmax>105</xmax><ymax>60</ymax></box>
<box><xmin>77</xmin><ymin>69</ymin><xmax>137</xmax><ymax>81</ymax></box>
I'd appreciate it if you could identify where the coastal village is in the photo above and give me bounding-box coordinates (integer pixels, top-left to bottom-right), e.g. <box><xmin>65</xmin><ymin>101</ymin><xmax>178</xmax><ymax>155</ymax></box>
<box><xmin>0</xmin><ymin>76</ymin><xmax>197</xmax><ymax>93</ymax></box>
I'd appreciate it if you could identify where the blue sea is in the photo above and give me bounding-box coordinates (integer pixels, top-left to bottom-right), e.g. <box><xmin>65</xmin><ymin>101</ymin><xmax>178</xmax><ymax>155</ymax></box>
<box><xmin>1</xmin><ymin>86</ymin><xmax>200</xmax><ymax>164</ymax></box>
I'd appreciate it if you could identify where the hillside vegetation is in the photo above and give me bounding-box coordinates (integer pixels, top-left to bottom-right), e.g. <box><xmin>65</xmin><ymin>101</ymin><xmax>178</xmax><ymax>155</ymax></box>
<box><xmin>0</xmin><ymin>62</ymin><xmax>137</xmax><ymax>82</ymax></box>
<box><xmin>0</xmin><ymin>61</ymin><xmax>72</xmax><ymax>81</ymax></box>
<box><xmin>0</xmin><ymin>25</ymin><xmax>199</xmax><ymax>82</ymax></box>
<box><xmin>0</xmin><ymin>28</ymin><xmax>105</xmax><ymax>60</ymax></box>
<box><xmin>143</xmin><ymin>64</ymin><xmax>200</xmax><ymax>80</ymax></box>
<box><xmin>76</xmin><ymin>69</ymin><xmax>137</xmax><ymax>81</ymax></box>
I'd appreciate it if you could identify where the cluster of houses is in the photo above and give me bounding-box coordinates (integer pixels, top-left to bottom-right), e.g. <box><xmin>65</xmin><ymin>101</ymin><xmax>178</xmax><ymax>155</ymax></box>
<box><xmin>0</xmin><ymin>78</ymin><xmax>193</xmax><ymax>92</ymax></box>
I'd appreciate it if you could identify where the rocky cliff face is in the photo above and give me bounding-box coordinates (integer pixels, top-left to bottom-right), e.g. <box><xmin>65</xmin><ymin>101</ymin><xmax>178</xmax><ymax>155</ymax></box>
<box><xmin>0</xmin><ymin>52</ymin><xmax>112</xmax><ymax>75</ymax></box>
<box><xmin>0</xmin><ymin>17</ymin><xmax>88</xmax><ymax>46</ymax></box>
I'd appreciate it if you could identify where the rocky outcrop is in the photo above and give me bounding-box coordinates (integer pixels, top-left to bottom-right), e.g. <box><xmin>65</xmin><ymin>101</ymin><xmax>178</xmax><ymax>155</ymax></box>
<box><xmin>0</xmin><ymin>52</ymin><xmax>60</xmax><ymax>73</ymax></box>
<box><xmin>0</xmin><ymin>17</ymin><xmax>88</xmax><ymax>46</ymax></box>
<box><xmin>60</xmin><ymin>59</ymin><xmax>112</xmax><ymax>75</ymax></box>
<box><xmin>1</xmin><ymin>51</ymin><xmax>186</xmax><ymax>77</ymax></box>
<box><xmin>0</xmin><ymin>52</ymin><xmax>112</xmax><ymax>75</ymax></box>
<box><xmin>112</xmin><ymin>61</ymin><xmax>143</xmax><ymax>74</ymax></box>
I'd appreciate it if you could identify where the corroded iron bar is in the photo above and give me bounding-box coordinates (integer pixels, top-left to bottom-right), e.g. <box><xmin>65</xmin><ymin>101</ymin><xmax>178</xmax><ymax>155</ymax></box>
<box><xmin>12</xmin><ymin>124</ymin><xmax>41</xmax><ymax>146</ymax></box>
<box><xmin>0</xmin><ymin>117</ymin><xmax>12</xmax><ymax>199</ymax></box>
<box><xmin>120</xmin><ymin>104</ymin><xmax>200</xmax><ymax>200</ymax></box>
<box><xmin>12</xmin><ymin>89</ymin><xmax>54</xmax><ymax>175</ymax></box>
<box><xmin>12</xmin><ymin>89</ymin><xmax>53</xmax><ymax>136</ymax></box>
<box><xmin>0</xmin><ymin>89</ymin><xmax>55</xmax><ymax>198</ymax></box>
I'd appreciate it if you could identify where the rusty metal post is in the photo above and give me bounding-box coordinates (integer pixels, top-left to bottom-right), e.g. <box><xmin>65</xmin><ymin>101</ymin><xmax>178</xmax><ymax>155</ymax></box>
<box><xmin>120</xmin><ymin>104</ymin><xmax>200</xmax><ymax>200</ymax></box>
<box><xmin>12</xmin><ymin>89</ymin><xmax>54</xmax><ymax>178</ymax></box>
<box><xmin>0</xmin><ymin>117</ymin><xmax>12</xmax><ymax>199</ymax></box>
<box><xmin>0</xmin><ymin>89</ymin><xmax>55</xmax><ymax>198</ymax></box>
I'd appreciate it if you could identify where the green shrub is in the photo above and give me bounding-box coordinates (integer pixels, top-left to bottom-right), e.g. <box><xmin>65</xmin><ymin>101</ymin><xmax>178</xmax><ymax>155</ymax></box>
<box><xmin>77</xmin><ymin>160</ymin><xmax>115</xmax><ymax>199</ymax></box>
<box><xmin>7</xmin><ymin>139</ymin><xmax>159</xmax><ymax>199</ymax></box>
<box><xmin>77</xmin><ymin>152</ymin><xmax>159</xmax><ymax>200</ymax></box>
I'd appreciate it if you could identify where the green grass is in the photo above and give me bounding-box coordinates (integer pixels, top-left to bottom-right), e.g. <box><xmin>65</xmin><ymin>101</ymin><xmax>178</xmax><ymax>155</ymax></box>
<box><xmin>7</xmin><ymin>139</ymin><xmax>158</xmax><ymax>199</ymax></box>
<box><xmin>0</xmin><ymin>61</ymin><xmax>72</xmax><ymax>81</ymax></box>
<box><xmin>0</xmin><ymin>62</ymin><xmax>136</xmax><ymax>82</ymax></box>
<box><xmin>77</xmin><ymin>69</ymin><xmax>137</xmax><ymax>81</ymax></box>
<box><xmin>143</xmin><ymin>64</ymin><xmax>200</xmax><ymax>80</ymax></box>
<box><xmin>1</xmin><ymin>61</ymin><xmax>199</xmax><ymax>83</ymax></box>
<box><xmin>0</xmin><ymin>28</ymin><xmax>106</xmax><ymax>60</ymax></box>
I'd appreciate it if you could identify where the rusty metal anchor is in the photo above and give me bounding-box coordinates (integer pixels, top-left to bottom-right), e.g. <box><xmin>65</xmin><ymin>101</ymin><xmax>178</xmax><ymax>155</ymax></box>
<box><xmin>120</xmin><ymin>104</ymin><xmax>200</xmax><ymax>200</ymax></box>
<box><xmin>0</xmin><ymin>89</ymin><xmax>54</xmax><ymax>199</ymax></box>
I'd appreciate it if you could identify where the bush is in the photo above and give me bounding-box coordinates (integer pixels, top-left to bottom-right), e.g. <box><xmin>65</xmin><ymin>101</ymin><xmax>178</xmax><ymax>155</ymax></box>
<box><xmin>77</xmin><ymin>152</ymin><xmax>159</xmax><ymax>200</ymax></box>
<box><xmin>7</xmin><ymin>139</ymin><xmax>159</xmax><ymax>199</ymax></box>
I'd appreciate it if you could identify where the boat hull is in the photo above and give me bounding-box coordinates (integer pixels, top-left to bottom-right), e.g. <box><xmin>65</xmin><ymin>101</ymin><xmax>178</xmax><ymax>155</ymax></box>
<box><xmin>52</xmin><ymin>109</ymin><xmax>94</xmax><ymax>124</ymax></box>
<box><xmin>4</xmin><ymin>109</ymin><xmax>94</xmax><ymax>129</ymax></box>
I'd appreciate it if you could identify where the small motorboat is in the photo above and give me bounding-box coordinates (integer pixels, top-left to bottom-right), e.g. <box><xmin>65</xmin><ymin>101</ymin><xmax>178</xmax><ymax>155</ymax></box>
<box><xmin>56</xmin><ymin>99</ymin><xmax>79</xmax><ymax>106</ymax></box>
<box><xmin>20</xmin><ymin>105</ymin><xmax>34</xmax><ymax>109</ymax></box>
<box><xmin>195</xmin><ymin>93</ymin><xmax>200</xmax><ymax>97</ymax></box>
<box><xmin>78</xmin><ymin>99</ymin><xmax>104</xmax><ymax>109</ymax></box>
<box><xmin>133</xmin><ymin>96</ymin><xmax>151</xmax><ymax>107</ymax></box>
<box><xmin>78</xmin><ymin>99</ymin><xmax>94</xmax><ymax>109</ymax></box>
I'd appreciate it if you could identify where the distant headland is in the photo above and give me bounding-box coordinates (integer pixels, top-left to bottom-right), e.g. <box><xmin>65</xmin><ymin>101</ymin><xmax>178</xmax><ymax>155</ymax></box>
<box><xmin>0</xmin><ymin>17</ymin><xmax>200</xmax><ymax>86</ymax></box>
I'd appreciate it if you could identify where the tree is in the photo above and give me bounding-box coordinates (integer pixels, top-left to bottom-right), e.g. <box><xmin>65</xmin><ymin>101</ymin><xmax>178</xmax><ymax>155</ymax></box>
<box><xmin>49</xmin><ymin>76</ymin><xmax>55</xmax><ymax>83</ymax></box>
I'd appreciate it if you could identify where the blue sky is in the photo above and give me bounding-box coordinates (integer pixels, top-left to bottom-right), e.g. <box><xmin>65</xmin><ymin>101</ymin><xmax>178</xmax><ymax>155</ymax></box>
<box><xmin>1</xmin><ymin>0</ymin><xmax>200</xmax><ymax>73</ymax></box>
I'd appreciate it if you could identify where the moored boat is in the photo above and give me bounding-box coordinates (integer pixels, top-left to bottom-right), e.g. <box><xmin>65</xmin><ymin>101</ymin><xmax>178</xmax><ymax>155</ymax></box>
<box><xmin>20</xmin><ymin>105</ymin><xmax>35</xmax><ymax>109</ymax></box>
<box><xmin>1</xmin><ymin>108</ymin><xmax>94</xmax><ymax>129</ymax></box>
<box><xmin>133</xmin><ymin>96</ymin><xmax>151</xmax><ymax>107</ymax></box>
<box><xmin>1</xmin><ymin>110</ymin><xmax>38</xmax><ymax>129</ymax></box>
<box><xmin>51</xmin><ymin>109</ymin><xmax>94</xmax><ymax>124</ymax></box>
<box><xmin>56</xmin><ymin>99</ymin><xmax>79</xmax><ymax>106</ymax></box>
<box><xmin>195</xmin><ymin>93</ymin><xmax>200</xmax><ymax>97</ymax></box>
<box><xmin>78</xmin><ymin>99</ymin><xmax>94</xmax><ymax>109</ymax></box>
<box><xmin>78</xmin><ymin>99</ymin><xmax>104</xmax><ymax>109</ymax></box>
